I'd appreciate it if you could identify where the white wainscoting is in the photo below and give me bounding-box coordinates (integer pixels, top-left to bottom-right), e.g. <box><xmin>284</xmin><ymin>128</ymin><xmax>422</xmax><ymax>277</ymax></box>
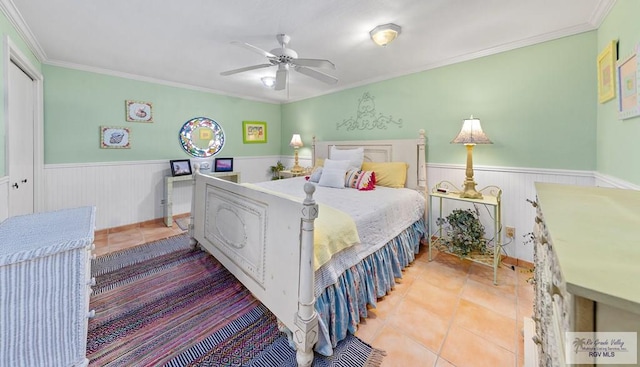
<box><xmin>43</xmin><ymin>156</ymin><xmax>278</xmax><ymax>230</ymax></box>
<box><xmin>426</xmin><ymin>164</ymin><xmax>596</xmax><ymax>263</ymax></box>
<box><xmin>39</xmin><ymin>157</ymin><xmax>638</xmax><ymax>262</ymax></box>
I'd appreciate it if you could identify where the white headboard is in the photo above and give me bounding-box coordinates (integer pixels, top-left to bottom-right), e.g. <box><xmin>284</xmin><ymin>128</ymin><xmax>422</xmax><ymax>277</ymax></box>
<box><xmin>312</xmin><ymin>130</ymin><xmax>427</xmax><ymax>190</ymax></box>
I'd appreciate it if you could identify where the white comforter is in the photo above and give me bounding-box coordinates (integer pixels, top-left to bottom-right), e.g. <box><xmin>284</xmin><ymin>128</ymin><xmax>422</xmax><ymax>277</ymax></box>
<box><xmin>255</xmin><ymin>177</ymin><xmax>426</xmax><ymax>294</ymax></box>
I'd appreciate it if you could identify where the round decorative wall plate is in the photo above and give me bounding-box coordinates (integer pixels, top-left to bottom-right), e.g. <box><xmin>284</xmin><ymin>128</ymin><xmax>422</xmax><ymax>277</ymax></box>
<box><xmin>178</xmin><ymin>117</ymin><xmax>225</xmax><ymax>157</ymax></box>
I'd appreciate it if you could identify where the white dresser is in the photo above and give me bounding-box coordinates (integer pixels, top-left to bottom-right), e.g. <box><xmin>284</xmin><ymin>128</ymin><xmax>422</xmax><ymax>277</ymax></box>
<box><xmin>0</xmin><ymin>207</ymin><xmax>96</xmax><ymax>367</ymax></box>
<box><xmin>531</xmin><ymin>183</ymin><xmax>640</xmax><ymax>367</ymax></box>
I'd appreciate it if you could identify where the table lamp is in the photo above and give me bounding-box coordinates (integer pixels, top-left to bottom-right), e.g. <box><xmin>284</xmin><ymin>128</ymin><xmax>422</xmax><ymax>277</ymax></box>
<box><xmin>290</xmin><ymin>134</ymin><xmax>304</xmax><ymax>174</ymax></box>
<box><xmin>451</xmin><ymin>116</ymin><xmax>492</xmax><ymax>199</ymax></box>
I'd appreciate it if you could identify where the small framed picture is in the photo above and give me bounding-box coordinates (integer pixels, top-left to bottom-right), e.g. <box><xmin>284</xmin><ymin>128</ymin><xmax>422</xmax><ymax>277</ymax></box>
<box><xmin>170</xmin><ymin>159</ymin><xmax>192</xmax><ymax>177</ymax></box>
<box><xmin>100</xmin><ymin>126</ymin><xmax>131</xmax><ymax>149</ymax></box>
<box><xmin>617</xmin><ymin>44</ymin><xmax>640</xmax><ymax>120</ymax></box>
<box><xmin>214</xmin><ymin>157</ymin><xmax>234</xmax><ymax>172</ymax></box>
<box><xmin>126</xmin><ymin>100</ymin><xmax>153</xmax><ymax>122</ymax></box>
<box><xmin>242</xmin><ymin>121</ymin><xmax>267</xmax><ymax>144</ymax></box>
<box><xmin>597</xmin><ymin>40</ymin><xmax>617</xmax><ymax>104</ymax></box>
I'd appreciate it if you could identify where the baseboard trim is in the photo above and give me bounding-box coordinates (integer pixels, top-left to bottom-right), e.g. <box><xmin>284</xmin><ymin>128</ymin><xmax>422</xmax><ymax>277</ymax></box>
<box><xmin>94</xmin><ymin>213</ymin><xmax>190</xmax><ymax>236</ymax></box>
<box><xmin>503</xmin><ymin>256</ymin><xmax>534</xmax><ymax>270</ymax></box>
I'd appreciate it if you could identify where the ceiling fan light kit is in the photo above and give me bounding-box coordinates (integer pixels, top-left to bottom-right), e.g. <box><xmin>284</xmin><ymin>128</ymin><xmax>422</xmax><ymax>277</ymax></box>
<box><xmin>261</xmin><ymin>76</ymin><xmax>276</xmax><ymax>88</ymax></box>
<box><xmin>221</xmin><ymin>34</ymin><xmax>338</xmax><ymax>91</ymax></box>
<box><xmin>370</xmin><ymin>23</ymin><xmax>401</xmax><ymax>47</ymax></box>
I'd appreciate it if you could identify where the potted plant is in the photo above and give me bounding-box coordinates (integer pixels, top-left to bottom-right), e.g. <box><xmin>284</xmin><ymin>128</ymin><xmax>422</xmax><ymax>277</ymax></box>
<box><xmin>435</xmin><ymin>206</ymin><xmax>487</xmax><ymax>257</ymax></box>
<box><xmin>269</xmin><ymin>160</ymin><xmax>285</xmax><ymax>180</ymax></box>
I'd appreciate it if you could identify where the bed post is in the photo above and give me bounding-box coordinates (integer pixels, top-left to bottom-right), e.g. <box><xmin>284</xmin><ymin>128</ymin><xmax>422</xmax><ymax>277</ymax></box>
<box><xmin>294</xmin><ymin>182</ymin><xmax>319</xmax><ymax>367</ymax></box>
<box><xmin>188</xmin><ymin>163</ymin><xmax>199</xmax><ymax>248</ymax></box>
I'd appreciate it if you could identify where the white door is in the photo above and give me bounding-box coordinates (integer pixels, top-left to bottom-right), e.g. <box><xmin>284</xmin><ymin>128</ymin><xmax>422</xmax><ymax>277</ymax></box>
<box><xmin>7</xmin><ymin>60</ymin><xmax>35</xmax><ymax>216</ymax></box>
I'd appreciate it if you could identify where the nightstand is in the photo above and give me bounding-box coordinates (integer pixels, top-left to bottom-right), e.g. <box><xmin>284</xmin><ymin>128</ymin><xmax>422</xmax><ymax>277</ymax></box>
<box><xmin>427</xmin><ymin>180</ymin><xmax>503</xmax><ymax>284</ymax></box>
<box><xmin>164</xmin><ymin>171</ymin><xmax>241</xmax><ymax>227</ymax></box>
<box><xmin>278</xmin><ymin>170</ymin><xmax>305</xmax><ymax>179</ymax></box>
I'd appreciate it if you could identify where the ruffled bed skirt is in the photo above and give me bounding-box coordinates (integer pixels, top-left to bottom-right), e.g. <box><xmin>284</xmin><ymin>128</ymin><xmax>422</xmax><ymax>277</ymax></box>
<box><xmin>314</xmin><ymin>219</ymin><xmax>426</xmax><ymax>356</ymax></box>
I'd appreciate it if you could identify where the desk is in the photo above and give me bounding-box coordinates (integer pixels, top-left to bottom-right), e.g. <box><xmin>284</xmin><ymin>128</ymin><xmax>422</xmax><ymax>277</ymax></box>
<box><xmin>427</xmin><ymin>181</ymin><xmax>502</xmax><ymax>284</ymax></box>
<box><xmin>164</xmin><ymin>171</ymin><xmax>240</xmax><ymax>227</ymax></box>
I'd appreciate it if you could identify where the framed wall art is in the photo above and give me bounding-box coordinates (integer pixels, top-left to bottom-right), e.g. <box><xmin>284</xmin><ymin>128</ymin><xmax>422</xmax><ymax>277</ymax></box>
<box><xmin>617</xmin><ymin>44</ymin><xmax>640</xmax><ymax>120</ymax></box>
<box><xmin>126</xmin><ymin>100</ymin><xmax>153</xmax><ymax>122</ymax></box>
<box><xmin>597</xmin><ymin>40</ymin><xmax>617</xmax><ymax>104</ymax></box>
<box><xmin>169</xmin><ymin>159</ymin><xmax>192</xmax><ymax>176</ymax></box>
<box><xmin>179</xmin><ymin>117</ymin><xmax>226</xmax><ymax>157</ymax></box>
<box><xmin>214</xmin><ymin>157</ymin><xmax>234</xmax><ymax>172</ymax></box>
<box><xmin>242</xmin><ymin>121</ymin><xmax>267</xmax><ymax>144</ymax></box>
<box><xmin>100</xmin><ymin>126</ymin><xmax>131</xmax><ymax>149</ymax></box>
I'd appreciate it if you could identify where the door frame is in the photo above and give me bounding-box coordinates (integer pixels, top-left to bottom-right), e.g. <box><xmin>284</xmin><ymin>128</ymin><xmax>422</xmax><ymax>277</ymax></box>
<box><xmin>3</xmin><ymin>35</ymin><xmax>44</xmax><ymax>213</ymax></box>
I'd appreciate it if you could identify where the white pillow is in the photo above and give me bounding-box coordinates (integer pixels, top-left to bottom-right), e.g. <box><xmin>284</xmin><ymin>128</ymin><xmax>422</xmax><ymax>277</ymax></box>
<box><xmin>318</xmin><ymin>168</ymin><xmax>347</xmax><ymax>189</ymax></box>
<box><xmin>323</xmin><ymin>159</ymin><xmax>350</xmax><ymax>171</ymax></box>
<box><xmin>330</xmin><ymin>146</ymin><xmax>364</xmax><ymax>171</ymax></box>
<box><xmin>309</xmin><ymin>167</ymin><xmax>323</xmax><ymax>183</ymax></box>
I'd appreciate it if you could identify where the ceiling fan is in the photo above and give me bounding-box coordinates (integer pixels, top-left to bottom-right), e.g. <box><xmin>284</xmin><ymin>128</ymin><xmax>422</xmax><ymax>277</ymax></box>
<box><xmin>220</xmin><ymin>34</ymin><xmax>338</xmax><ymax>90</ymax></box>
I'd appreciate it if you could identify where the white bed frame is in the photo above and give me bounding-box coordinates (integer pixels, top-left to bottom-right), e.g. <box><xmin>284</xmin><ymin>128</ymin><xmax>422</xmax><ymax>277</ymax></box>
<box><xmin>189</xmin><ymin>130</ymin><xmax>426</xmax><ymax>366</ymax></box>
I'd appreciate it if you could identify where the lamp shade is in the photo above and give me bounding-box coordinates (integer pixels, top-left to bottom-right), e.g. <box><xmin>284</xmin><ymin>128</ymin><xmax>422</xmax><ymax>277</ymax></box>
<box><xmin>370</xmin><ymin>23</ymin><xmax>401</xmax><ymax>47</ymax></box>
<box><xmin>289</xmin><ymin>134</ymin><xmax>303</xmax><ymax>148</ymax></box>
<box><xmin>451</xmin><ymin>116</ymin><xmax>492</xmax><ymax>145</ymax></box>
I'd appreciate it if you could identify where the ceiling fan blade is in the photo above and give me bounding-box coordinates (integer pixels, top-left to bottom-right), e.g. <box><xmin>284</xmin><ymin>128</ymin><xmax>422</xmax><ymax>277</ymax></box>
<box><xmin>231</xmin><ymin>41</ymin><xmax>277</xmax><ymax>59</ymax></box>
<box><xmin>293</xmin><ymin>58</ymin><xmax>335</xmax><ymax>69</ymax></box>
<box><xmin>220</xmin><ymin>64</ymin><xmax>273</xmax><ymax>76</ymax></box>
<box><xmin>294</xmin><ymin>66</ymin><xmax>338</xmax><ymax>85</ymax></box>
<box><xmin>275</xmin><ymin>66</ymin><xmax>288</xmax><ymax>90</ymax></box>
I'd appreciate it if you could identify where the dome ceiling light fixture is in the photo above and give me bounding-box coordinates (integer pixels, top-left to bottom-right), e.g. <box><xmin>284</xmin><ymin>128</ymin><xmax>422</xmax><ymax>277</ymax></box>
<box><xmin>369</xmin><ymin>23</ymin><xmax>401</xmax><ymax>47</ymax></box>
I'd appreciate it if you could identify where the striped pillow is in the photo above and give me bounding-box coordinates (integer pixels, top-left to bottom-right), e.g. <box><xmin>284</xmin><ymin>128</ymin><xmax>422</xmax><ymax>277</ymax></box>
<box><xmin>345</xmin><ymin>170</ymin><xmax>376</xmax><ymax>191</ymax></box>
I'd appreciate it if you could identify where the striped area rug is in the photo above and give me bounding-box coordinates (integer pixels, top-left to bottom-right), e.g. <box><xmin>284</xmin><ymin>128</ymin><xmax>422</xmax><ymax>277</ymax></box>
<box><xmin>87</xmin><ymin>234</ymin><xmax>385</xmax><ymax>367</ymax></box>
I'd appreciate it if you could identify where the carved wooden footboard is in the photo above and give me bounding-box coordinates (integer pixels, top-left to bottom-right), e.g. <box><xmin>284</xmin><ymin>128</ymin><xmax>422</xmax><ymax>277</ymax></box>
<box><xmin>189</xmin><ymin>172</ymin><xmax>319</xmax><ymax>366</ymax></box>
<box><xmin>189</xmin><ymin>131</ymin><xmax>428</xmax><ymax>366</ymax></box>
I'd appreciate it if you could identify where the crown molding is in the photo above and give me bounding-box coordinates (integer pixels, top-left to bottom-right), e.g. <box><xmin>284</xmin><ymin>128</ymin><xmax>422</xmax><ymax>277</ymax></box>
<box><xmin>0</xmin><ymin>0</ymin><xmax>619</xmax><ymax>105</ymax></box>
<box><xmin>287</xmin><ymin>22</ymin><xmax>601</xmax><ymax>103</ymax></box>
<box><xmin>589</xmin><ymin>0</ymin><xmax>617</xmax><ymax>27</ymax></box>
<box><xmin>0</xmin><ymin>0</ymin><xmax>46</xmax><ymax>61</ymax></box>
<box><xmin>44</xmin><ymin>59</ymin><xmax>279</xmax><ymax>105</ymax></box>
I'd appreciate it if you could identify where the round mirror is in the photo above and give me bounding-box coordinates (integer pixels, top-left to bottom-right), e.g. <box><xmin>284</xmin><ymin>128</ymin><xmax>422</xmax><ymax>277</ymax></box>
<box><xmin>178</xmin><ymin>117</ymin><xmax>225</xmax><ymax>157</ymax></box>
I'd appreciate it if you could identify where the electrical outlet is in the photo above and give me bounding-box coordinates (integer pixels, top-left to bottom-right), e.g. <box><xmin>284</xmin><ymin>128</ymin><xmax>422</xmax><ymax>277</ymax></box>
<box><xmin>160</xmin><ymin>199</ymin><xmax>166</xmax><ymax>205</ymax></box>
<box><xmin>506</xmin><ymin>226</ymin><xmax>515</xmax><ymax>239</ymax></box>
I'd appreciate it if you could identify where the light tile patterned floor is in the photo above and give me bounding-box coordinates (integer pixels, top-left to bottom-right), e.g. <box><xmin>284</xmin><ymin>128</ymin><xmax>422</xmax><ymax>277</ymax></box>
<box><xmin>94</xmin><ymin>217</ymin><xmax>534</xmax><ymax>367</ymax></box>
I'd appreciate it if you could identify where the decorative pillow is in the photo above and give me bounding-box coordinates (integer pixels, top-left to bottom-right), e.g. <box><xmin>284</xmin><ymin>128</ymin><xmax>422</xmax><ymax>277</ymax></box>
<box><xmin>345</xmin><ymin>170</ymin><xmax>376</xmax><ymax>191</ymax></box>
<box><xmin>309</xmin><ymin>167</ymin><xmax>323</xmax><ymax>183</ymax></box>
<box><xmin>318</xmin><ymin>168</ymin><xmax>347</xmax><ymax>189</ymax></box>
<box><xmin>361</xmin><ymin>161</ymin><xmax>408</xmax><ymax>188</ymax></box>
<box><xmin>330</xmin><ymin>146</ymin><xmax>364</xmax><ymax>171</ymax></box>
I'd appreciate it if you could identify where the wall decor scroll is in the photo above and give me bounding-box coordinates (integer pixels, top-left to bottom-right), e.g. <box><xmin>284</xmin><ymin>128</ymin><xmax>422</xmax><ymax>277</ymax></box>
<box><xmin>100</xmin><ymin>126</ymin><xmax>131</xmax><ymax>149</ymax></box>
<box><xmin>125</xmin><ymin>100</ymin><xmax>153</xmax><ymax>122</ymax></box>
<box><xmin>179</xmin><ymin>117</ymin><xmax>226</xmax><ymax>157</ymax></box>
<box><xmin>337</xmin><ymin>92</ymin><xmax>403</xmax><ymax>130</ymax></box>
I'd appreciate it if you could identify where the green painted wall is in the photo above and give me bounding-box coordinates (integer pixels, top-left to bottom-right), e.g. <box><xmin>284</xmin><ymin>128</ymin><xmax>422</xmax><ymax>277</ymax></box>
<box><xmin>43</xmin><ymin>65</ymin><xmax>281</xmax><ymax>163</ymax></box>
<box><xmin>282</xmin><ymin>32</ymin><xmax>597</xmax><ymax>171</ymax></box>
<box><xmin>596</xmin><ymin>0</ymin><xmax>640</xmax><ymax>185</ymax></box>
<box><xmin>0</xmin><ymin>11</ymin><xmax>42</xmax><ymax>175</ymax></box>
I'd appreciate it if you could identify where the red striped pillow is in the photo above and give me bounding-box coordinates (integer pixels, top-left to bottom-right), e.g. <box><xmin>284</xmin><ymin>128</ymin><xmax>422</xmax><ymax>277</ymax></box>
<box><xmin>345</xmin><ymin>170</ymin><xmax>376</xmax><ymax>191</ymax></box>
